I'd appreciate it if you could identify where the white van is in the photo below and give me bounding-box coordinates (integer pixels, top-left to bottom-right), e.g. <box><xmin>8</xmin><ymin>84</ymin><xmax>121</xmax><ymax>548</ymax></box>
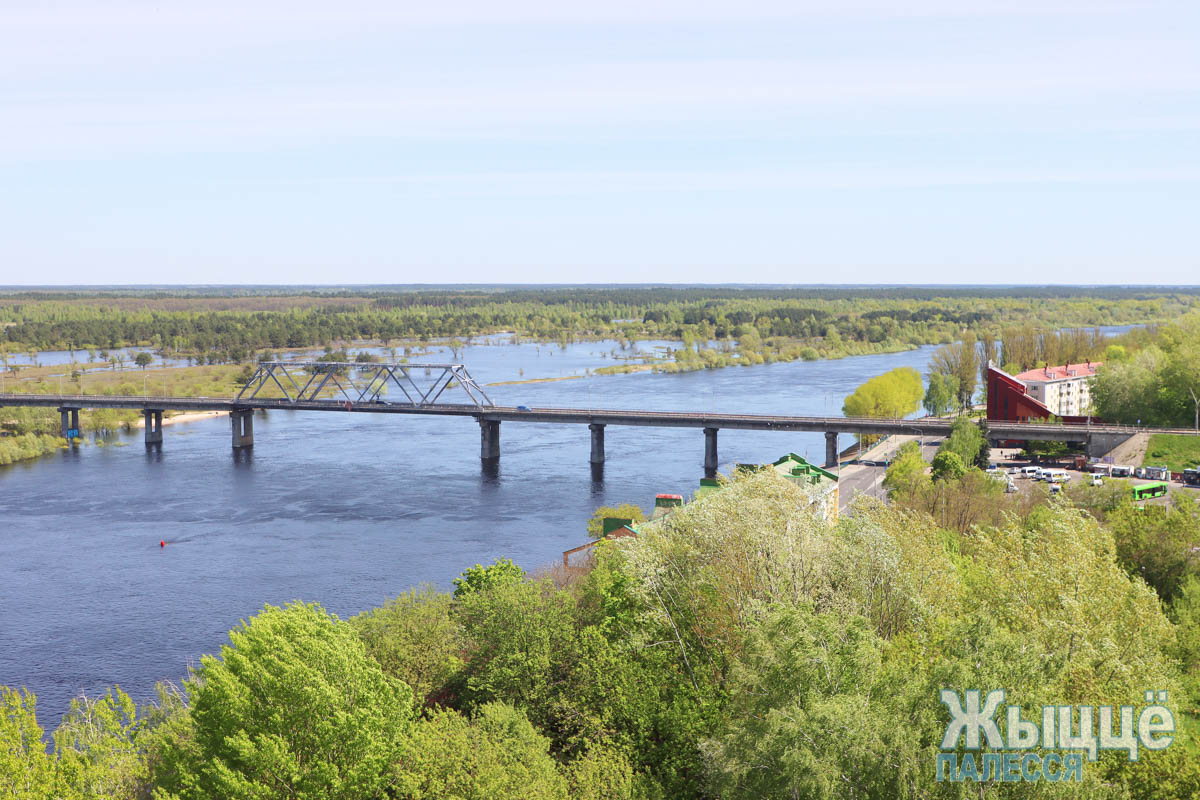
<box><xmin>1043</xmin><ymin>469</ymin><xmax>1070</xmax><ymax>484</ymax></box>
<box><xmin>1020</xmin><ymin>466</ymin><xmax>1040</xmax><ymax>478</ymax></box>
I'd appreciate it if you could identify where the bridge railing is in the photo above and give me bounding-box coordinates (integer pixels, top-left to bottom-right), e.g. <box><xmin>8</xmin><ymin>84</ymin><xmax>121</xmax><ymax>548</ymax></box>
<box><xmin>234</xmin><ymin>362</ymin><xmax>494</xmax><ymax>409</ymax></box>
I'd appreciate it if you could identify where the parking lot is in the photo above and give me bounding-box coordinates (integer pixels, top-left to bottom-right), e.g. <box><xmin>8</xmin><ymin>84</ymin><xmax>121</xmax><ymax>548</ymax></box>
<box><xmin>987</xmin><ymin>456</ymin><xmax>1195</xmax><ymax>502</ymax></box>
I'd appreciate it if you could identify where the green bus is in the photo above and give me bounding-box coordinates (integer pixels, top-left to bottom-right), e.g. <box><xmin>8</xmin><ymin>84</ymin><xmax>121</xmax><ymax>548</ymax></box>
<box><xmin>1131</xmin><ymin>481</ymin><xmax>1169</xmax><ymax>501</ymax></box>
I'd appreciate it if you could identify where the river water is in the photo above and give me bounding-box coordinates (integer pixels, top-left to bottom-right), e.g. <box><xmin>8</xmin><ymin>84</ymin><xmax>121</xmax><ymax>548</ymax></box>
<box><xmin>0</xmin><ymin>329</ymin><xmax>1135</xmax><ymax>722</ymax></box>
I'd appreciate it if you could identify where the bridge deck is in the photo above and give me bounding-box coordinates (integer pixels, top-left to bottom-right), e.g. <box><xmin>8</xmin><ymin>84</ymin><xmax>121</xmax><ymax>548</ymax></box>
<box><xmin>0</xmin><ymin>392</ymin><xmax>1179</xmax><ymax>442</ymax></box>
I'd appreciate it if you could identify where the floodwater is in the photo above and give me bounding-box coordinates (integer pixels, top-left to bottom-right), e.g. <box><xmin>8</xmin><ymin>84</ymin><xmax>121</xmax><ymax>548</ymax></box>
<box><xmin>0</xmin><ymin>327</ymin><xmax>1135</xmax><ymax>721</ymax></box>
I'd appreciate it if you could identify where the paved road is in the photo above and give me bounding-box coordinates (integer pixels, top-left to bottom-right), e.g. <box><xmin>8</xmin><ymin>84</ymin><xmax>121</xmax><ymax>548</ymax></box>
<box><xmin>838</xmin><ymin>434</ymin><xmax>941</xmax><ymax>508</ymax></box>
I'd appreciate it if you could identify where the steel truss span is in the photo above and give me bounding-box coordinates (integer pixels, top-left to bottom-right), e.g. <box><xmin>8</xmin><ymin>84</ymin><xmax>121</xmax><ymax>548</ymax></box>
<box><xmin>235</xmin><ymin>361</ymin><xmax>493</xmax><ymax>409</ymax></box>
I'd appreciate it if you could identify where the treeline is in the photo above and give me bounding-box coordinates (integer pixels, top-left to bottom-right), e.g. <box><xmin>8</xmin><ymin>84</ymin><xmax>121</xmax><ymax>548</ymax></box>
<box><xmin>1</xmin><ymin>288</ymin><xmax>1192</xmax><ymax>360</ymax></box>
<box><xmin>920</xmin><ymin>326</ymin><xmax>1127</xmax><ymax>413</ymax></box>
<box><xmin>1092</xmin><ymin>314</ymin><xmax>1200</xmax><ymax>429</ymax></box>
<box><xmin>3</xmin><ymin>470</ymin><xmax>1198</xmax><ymax>798</ymax></box>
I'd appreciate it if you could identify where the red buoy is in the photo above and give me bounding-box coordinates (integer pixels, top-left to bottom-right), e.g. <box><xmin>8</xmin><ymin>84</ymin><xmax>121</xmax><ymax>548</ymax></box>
<box><xmin>160</xmin><ymin>540</ymin><xmax>165</xmax><ymax>548</ymax></box>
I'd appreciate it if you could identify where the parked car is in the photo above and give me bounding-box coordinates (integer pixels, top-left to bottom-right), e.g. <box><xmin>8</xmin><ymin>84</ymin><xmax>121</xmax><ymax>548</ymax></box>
<box><xmin>1091</xmin><ymin>475</ymin><xmax>1103</xmax><ymax>487</ymax></box>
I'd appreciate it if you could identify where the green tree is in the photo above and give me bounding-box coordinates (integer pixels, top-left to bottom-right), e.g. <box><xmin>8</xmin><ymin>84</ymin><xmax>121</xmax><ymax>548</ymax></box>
<box><xmin>936</xmin><ymin>415</ymin><xmax>985</xmax><ymax>468</ymax></box>
<box><xmin>881</xmin><ymin>441</ymin><xmax>927</xmax><ymax>499</ymax></box>
<box><xmin>842</xmin><ymin>367</ymin><xmax>924</xmax><ymax>434</ymax></box>
<box><xmin>454</xmin><ymin>577</ymin><xmax>576</xmax><ymax>731</ymax></box>
<box><xmin>564</xmin><ymin>745</ymin><xmax>637</xmax><ymax>800</ymax></box>
<box><xmin>52</xmin><ymin>687</ymin><xmax>146</xmax><ymax>799</ymax></box>
<box><xmin>351</xmin><ymin>585</ymin><xmax>462</xmax><ymax>707</ymax></box>
<box><xmin>973</xmin><ymin>419</ymin><xmax>992</xmax><ymax>469</ymax></box>
<box><xmin>704</xmin><ymin>604</ymin><xmax>903</xmax><ymax>800</ymax></box>
<box><xmin>930</xmin><ymin>450</ymin><xmax>966</xmax><ymax>482</ymax></box>
<box><xmin>0</xmin><ymin>688</ymin><xmax>57</xmax><ymax>799</ymax></box>
<box><xmin>1170</xmin><ymin>575</ymin><xmax>1200</xmax><ymax>703</ymax></box>
<box><xmin>403</xmin><ymin>703</ymin><xmax>568</xmax><ymax>800</ymax></box>
<box><xmin>930</xmin><ymin>333</ymin><xmax>978</xmax><ymax>409</ymax></box>
<box><xmin>155</xmin><ymin>602</ymin><xmax>415</xmax><ymax>800</ymax></box>
<box><xmin>1107</xmin><ymin>494</ymin><xmax>1200</xmax><ymax>602</ymax></box>
<box><xmin>921</xmin><ymin>372</ymin><xmax>958</xmax><ymax>417</ymax></box>
<box><xmin>452</xmin><ymin>557</ymin><xmax>525</xmax><ymax>600</ymax></box>
<box><xmin>133</xmin><ymin>352</ymin><xmax>153</xmax><ymax>370</ymax></box>
<box><xmin>1162</xmin><ymin>333</ymin><xmax>1200</xmax><ymax>430</ymax></box>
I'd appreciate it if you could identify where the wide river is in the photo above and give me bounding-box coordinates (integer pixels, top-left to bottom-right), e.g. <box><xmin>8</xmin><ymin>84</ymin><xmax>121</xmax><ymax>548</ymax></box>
<box><xmin>0</xmin><ymin>330</ymin><xmax>1132</xmax><ymax>722</ymax></box>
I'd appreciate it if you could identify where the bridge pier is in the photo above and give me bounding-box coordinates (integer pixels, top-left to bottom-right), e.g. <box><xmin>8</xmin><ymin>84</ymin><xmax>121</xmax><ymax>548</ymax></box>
<box><xmin>144</xmin><ymin>410</ymin><xmax>163</xmax><ymax>445</ymax></box>
<box><xmin>825</xmin><ymin>431</ymin><xmax>839</xmax><ymax>469</ymax></box>
<box><xmin>589</xmin><ymin>423</ymin><xmax>605</xmax><ymax>464</ymax></box>
<box><xmin>231</xmin><ymin>409</ymin><xmax>254</xmax><ymax>449</ymax></box>
<box><xmin>704</xmin><ymin>427</ymin><xmax>718</xmax><ymax>474</ymax></box>
<box><xmin>480</xmin><ymin>419</ymin><xmax>500</xmax><ymax>460</ymax></box>
<box><xmin>58</xmin><ymin>407</ymin><xmax>80</xmax><ymax>440</ymax></box>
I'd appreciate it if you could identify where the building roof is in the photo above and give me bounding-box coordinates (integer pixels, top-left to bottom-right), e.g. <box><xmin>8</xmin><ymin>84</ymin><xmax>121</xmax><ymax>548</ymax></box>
<box><xmin>770</xmin><ymin>453</ymin><xmax>838</xmax><ymax>483</ymax></box>
<box><xmin>1013</xmin><ymin>362</ymin><xmax>1100</xmax><ymax>383</ymax></box>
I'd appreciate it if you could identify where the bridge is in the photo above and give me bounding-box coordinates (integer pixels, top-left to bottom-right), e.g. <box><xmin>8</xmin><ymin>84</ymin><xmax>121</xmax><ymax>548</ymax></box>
<box><xmin>0</xmin><ymin>361</ymin><xmax>1190</xmax><ymax>471</ymax></box>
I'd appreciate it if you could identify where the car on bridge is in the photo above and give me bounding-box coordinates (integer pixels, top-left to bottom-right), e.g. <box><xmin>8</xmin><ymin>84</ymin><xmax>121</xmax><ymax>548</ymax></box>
<box><xmin>516</xmin><ymin>405</ymin><xmax>531</xmax><ymax>412</ymax></box>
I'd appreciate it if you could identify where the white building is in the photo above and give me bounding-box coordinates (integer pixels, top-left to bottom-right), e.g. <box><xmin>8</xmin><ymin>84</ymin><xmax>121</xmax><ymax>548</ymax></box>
<box><xmin>1013</xmin><ymin>362</ymin><xmax>1100</xmax><ymax>418</ymax></box>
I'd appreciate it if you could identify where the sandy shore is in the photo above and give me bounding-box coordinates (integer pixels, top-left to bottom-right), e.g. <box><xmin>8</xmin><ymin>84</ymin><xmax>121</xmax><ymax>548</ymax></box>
<box><xmin>486</xmin><ymin>375</ymin><xmax>585</xmax><ymax>387</ymax></box>
<box><xmin>134</xmin><ymin>410</ymin><xmax>228</xmax><ymax>428</ymax></box>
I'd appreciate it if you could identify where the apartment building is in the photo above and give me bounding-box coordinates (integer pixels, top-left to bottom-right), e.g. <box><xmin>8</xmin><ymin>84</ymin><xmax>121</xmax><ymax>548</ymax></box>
<box><xmin>1012</xmin><ymin>362</ymin><xmax>1100</xmax><ymax>418</ymax></box>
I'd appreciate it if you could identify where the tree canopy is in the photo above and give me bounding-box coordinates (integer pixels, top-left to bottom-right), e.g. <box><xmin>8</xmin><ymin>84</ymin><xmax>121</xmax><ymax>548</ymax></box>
<box><xmin>843</xmin><ymin>366</ymin><xmax>924</xmax><ymax>419</ymax></box>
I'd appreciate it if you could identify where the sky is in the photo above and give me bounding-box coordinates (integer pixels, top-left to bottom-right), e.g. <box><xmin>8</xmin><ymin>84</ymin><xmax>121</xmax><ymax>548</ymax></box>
<box><xmin>1</xmin><ymin>0</ymin><xmax>1198</xmax><ymax>285</ymax></box>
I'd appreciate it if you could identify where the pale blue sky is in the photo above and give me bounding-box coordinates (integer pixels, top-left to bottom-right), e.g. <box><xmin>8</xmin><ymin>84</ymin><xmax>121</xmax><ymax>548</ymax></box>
<box><xmin>1</xmin><ymin>0</ymin><xmax>1198</xmax><ymax>284</ymax></box>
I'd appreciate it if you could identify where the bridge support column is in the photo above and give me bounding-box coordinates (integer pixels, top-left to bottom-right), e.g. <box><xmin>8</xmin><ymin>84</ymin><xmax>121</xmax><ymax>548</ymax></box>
<box><xmin>589</xmin><ymin>423</ymin><xmax>606</xmax><ymax>464</ymax></box>
<box><xmin>480</xmin><ymin>419</ymin><xmax>500</xmax><ymax>460</ymax></box>
<box><xmin>58</xmin><ymin>408</ymin><xmax>80</xmax><ymax>440</ymax></box>
<box><xmin>144</xmin><ymin>410</ymin><xmax>163</xmax><ymax>445</ymax></box>
<box><xmin>825</xmin><ymin>431</ymin><xmax>839</xmax><ymax>469</ymax></box>
<box><xmin>704</xmin><ymin>427</ymin><xmax>718</xmax><ymax>474</ymax></box>
<box><xmin>231</xmin><ymin>409</ymin><xmax>254</xmax><ymax>449</ymax></box>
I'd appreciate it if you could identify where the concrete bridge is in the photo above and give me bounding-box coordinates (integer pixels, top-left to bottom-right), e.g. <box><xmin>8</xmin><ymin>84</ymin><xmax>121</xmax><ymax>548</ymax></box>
<box><xmin>5</xmin><ymin>358</ymin><xmax>1191</xmax><ymax>470</ymax></box>
<box><xmin>0</xmin><ymin>393</ymin><xmax>1178</xmax><ymax>471</ymax></box>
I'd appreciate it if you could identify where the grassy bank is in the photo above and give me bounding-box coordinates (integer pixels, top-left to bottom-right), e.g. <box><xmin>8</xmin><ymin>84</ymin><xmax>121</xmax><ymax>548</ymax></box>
<box><xmin>1144</xmin><ymin>433</ymin><xmax>1200</xmax><ymax>472</ymax></box>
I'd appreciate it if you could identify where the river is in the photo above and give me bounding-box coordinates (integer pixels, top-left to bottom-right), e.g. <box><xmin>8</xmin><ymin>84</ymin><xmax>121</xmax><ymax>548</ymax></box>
<box><xmin>0</xmin><ymin>328</ymin><xmax>1137</xmax><ymax>722</ymax></box>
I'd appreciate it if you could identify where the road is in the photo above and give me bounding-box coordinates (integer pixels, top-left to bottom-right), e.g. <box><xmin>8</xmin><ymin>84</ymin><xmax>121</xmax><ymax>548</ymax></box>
<box><xmin>838</xmin><ymin>434</ymin><xmax>942</xmax><ymax>508</ymax></box>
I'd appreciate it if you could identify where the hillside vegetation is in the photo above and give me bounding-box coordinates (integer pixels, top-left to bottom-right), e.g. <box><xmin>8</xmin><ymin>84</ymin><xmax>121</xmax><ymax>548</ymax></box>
<box><xmin>3</xmin><ymin>470</ymin><xmax>1197</xmax><ymax>798</ymax></box>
